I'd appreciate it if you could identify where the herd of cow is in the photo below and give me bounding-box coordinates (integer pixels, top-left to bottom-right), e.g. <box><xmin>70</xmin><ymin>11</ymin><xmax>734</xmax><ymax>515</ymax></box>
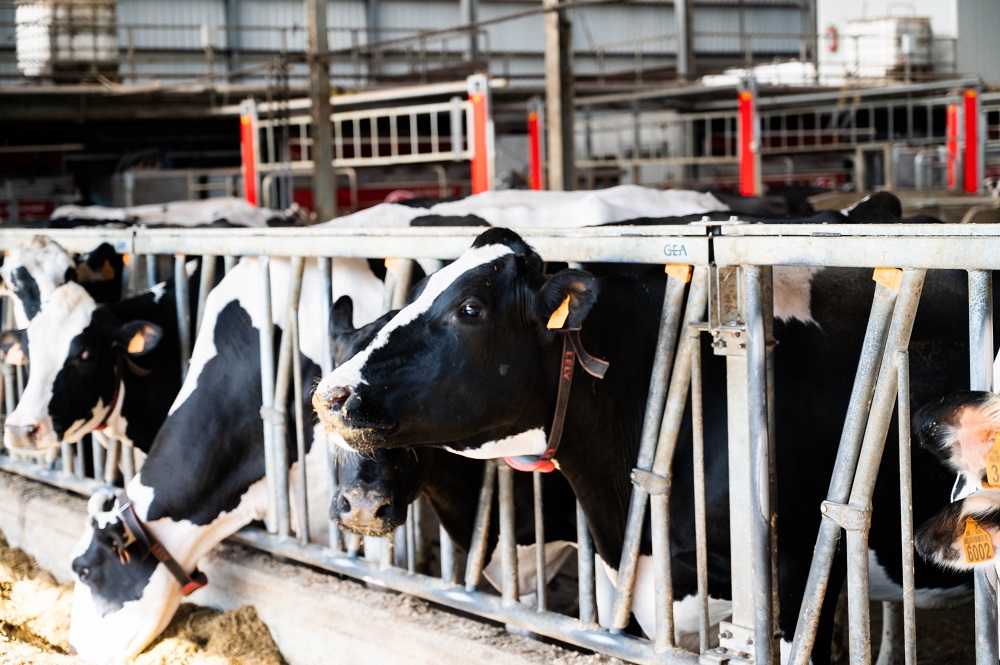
<box><xmin>0</xmin><ymin>185</ymin><xmax>997</xmax><ymax>664</ymax></box>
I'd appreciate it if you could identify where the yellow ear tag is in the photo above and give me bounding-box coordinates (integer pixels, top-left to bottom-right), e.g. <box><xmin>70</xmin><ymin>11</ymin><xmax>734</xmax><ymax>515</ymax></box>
<box><xmin>127</xmin><ymin>332</ymin><xmax>146</xmax><ymax>354</ymax></box>
<box><xmin>665</xmin><ymin>264</ymin><xmax>693</xmax><ymax>283</ymax></box>
<box><xmin>872</xmin><ymin>268</ymin><xmax>903</xmax><ymax>292</ymax></box>
<box><xmin>100</xmin><ymin>259</ymin><xmax>115</xmax><ymax>280</ymax></box>
<box><xmin>546</xmin><ymin>295</ymin><xmax>571</xmax><ymax>330</ymax></box>
<box><xmin>4</xmin><ymin>343</ymin><xmax>25</xmax><ymax>367</ymax></box>
<box><xmin>983</xmin><ymin>432</ymin><xmax>1000</xmax><ymax>489</ymax></box>
<box><xmin>962</xmin><ymin>517</ymin><xmax>995</xmax><ymax>564</ymax></box>
<box><xmin>384</xmin><ymin>258</ymin><xmax>400</xmax><ymax>274</ymax></box>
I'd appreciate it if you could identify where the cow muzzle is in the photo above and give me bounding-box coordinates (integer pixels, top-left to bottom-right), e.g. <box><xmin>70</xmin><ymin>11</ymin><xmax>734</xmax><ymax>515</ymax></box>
<box><xmin>332</xmin><ymin>486</ymin><xmax>404</xmax><ymax>537</ymax></box>
<box><xmin>312</xmin><ymin>384</ymin><xmax>396</xmax><ymax>449</ymax></box>
<box><xmin>4</xmin><ymin>418</ymin><xmax>57</xmax><ymax>452</ymax></box>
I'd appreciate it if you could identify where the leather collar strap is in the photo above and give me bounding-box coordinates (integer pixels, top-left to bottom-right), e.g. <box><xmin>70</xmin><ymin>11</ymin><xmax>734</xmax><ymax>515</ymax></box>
<box><xmin>505</xmin><ymin>329</ymin><xmax>609</xmax><ymax>473</ymax></box>
<box><xmin>116</xmin><ymin>493</ymin><xmax>208</xmax><ymax>596</ymax></box>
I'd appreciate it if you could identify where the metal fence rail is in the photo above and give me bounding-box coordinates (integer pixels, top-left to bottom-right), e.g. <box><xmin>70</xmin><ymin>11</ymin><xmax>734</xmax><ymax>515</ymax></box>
<box><xmin>0</xmin><ymin>223</ymin><xmax>997</xmax><ymax>664</ymax></box>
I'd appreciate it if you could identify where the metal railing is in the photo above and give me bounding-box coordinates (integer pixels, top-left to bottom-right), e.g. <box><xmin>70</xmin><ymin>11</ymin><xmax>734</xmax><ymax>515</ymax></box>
<box><xmin>0</xmin><ymin>223</ymin><xmax>997</xmax><ymax>663</ymax></box>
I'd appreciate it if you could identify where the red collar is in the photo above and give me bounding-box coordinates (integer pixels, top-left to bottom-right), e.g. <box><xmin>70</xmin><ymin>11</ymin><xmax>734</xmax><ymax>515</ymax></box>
<box><xmin>504</xmin><ymin>329</ymin><xmax>609</xmax><ymax>473</ymax></box>
<box><xmin>115</xmin><ymin>493</ymin><xmax>208</xmax><ymax>596</ymax></box>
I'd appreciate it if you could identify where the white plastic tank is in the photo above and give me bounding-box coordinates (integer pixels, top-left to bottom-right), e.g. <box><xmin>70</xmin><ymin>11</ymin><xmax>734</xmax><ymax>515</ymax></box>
<box><xmin>15</xmin><ymin>0</ymin><xmax>118</xmax><ymax>80</ymax></box>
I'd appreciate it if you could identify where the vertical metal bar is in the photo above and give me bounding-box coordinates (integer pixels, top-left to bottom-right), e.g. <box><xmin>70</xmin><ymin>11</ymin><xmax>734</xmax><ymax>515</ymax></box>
<box><xmin>196</xmin><ymin>254</ymin><xmax>217</xmax><ymax>337</ymax></box>
<box><xmin>532</xmin><ymin>470</ymin><xmax>547</xmax><ymax>611</ymax></box>
<box><xmin>290</xmin><ymin>266</ymin><xmax>309</xmax><ymax>544</ymax></box>
<box><xmin>104</xmin><ymin>435</ymin><xmax>119</xmax><ymax>485</ymax></box>
<box><xmin>498</xmin><ymin>463</ymin><xmax>519</xmax><ymax>605</ymax></box>
<box><xmin>74</xmin><ymin>440</ymin><xmax>85</xmax><ymax>477</ymax></box>
<box><xmin>744</xmin><ymin>265</ymin><xmax>776</xmax><ymax>665</ymax></box>
<box><xmin>120</xmin><ymin>441</ymin><xmax>135</xmax><ymax>484</ymax></box>
<box><xmin>440</xmin><ymin>526</ymin><xmax>458</xmax><ymax>585</ymax></box>
<box><xmin>173</xmin><ymin>255</ymin><xmax>192</xmax><ymax>381</ymax></box>
<box><xmin>146</xmin><ymin>254</ymin><xmax>158</xmax><ymax>290</ymax></box>
<box><xmin>90</xmin><ymin>435</ymin><xmax>105</xmax><ymax>483</ymax></box>
<box><xmin>576</xmin><ymin>501</ymin><xmax>597</xmax><ymax>627</ymax></box>
<box><xmin>790</xmin><ymin>280</ymin><xmax>900</xmax><ymax>665</ymax></box>
<box><xmin>896</xmin><ymin>351</ymin><xmax>916</xmax><ymax>665</ymax></box>
<box><xmin>406</xmin><ymin>503</ymin><xmax>417</xmax><ymax>574</ymax></box>
<box><xmin>317</xmin><ymin>257</ymin><xmax>341</xmax><ymax>553</ymax></box>
<box><xmin>844</xmin><ymin>270</ymin><xmax>926</xmax><ymax>665</ymax></box>
<box><xmin>224</xmin><ymin>255</ymin><xmax>237</xmax><ymax>274</ymax></box>
<box><xmin>609</xmin><ymin>269</ymin><xmax>693</xmax><ymax>630</ymax></box>
<box><xmin>391</xmin><ymin>259</ymin><xmax>414</xmax><ymax>309</ymax></box>
<box><xmin>465</xmin><ymin>460</ymin><xmax>497</xmax><ymax>590</ymax></box>
<box><xmin>61</xmin><ymin>441</ymin><xmax>74</xmax><ymax>478</ymax></box>
<box><xmin>270</xmin><ymin>258</ymin><xmax>304</xmax><ymax>539</ymax></box>
<box><xmin>649</xmin><ymin>482</ymin><xmax>674</xmax><ymax>650</ymax></box>
<box><xmin>258</xmin><ymin>257</ymin><xmax>279</xmax><ymax>534</ymax></box>
<box><xmin>968</xmin><ymin>268</ymin><xmax>999</xmax><ymax>665</ymax></box>
<box><xmin>690</xmin><ymin>325</ymin><xmax>710</xmax><ymax>653</ymax></box>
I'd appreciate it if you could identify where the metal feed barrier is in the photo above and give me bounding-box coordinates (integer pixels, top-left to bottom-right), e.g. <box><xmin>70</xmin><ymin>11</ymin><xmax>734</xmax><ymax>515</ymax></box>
<box><xmin>0</xmin><ymin>223</ymin><xmax>998</xmax><ymax>663</ymax></box>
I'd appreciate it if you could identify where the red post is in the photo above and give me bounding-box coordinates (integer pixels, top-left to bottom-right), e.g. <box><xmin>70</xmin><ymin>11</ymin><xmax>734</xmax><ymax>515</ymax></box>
<box><xmin>468</xmin><ymin>75</ymin><xmax>493</xmax><ymax>194</ymax></box>
<box><xmin>239</xmin><ymin>99</ymin><xmax>259</xmax><ymax>206</ymax></box>
<box><xmin>963</xmin><ymin>88</ymin><xmax>980</xmax><ymax>194</ymax></box>
<box><xmin>946</xmin><ymin>103</ymin><xmax>959</xmax><ymax>191</ymax></box>
<box><xmin>738</xmin><ymin>82</ymin><xmax>759</xmax><ymax>196</ymax></box>
<box><xmin>527</xmin><ymin>98</ymin><xmax>545</xmax><ymax>190</ymax></box>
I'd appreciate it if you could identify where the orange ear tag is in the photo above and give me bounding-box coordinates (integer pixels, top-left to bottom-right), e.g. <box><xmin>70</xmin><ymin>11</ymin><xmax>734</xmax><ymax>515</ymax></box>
<box><xmin>4</xmin><ymin>343</ymin><xmax>25</xmax><ymax>367</ymax></box>
<box><xmin>664</xmin><ymin>264</ymin><xmax>692</xmax><ymax>283</ymax></box>
<box><xmin>984</xmin><ymin>432</ymin><xmax>1000</xmax><ymax>489</ymax></box>
<box><xmin>962</xmin><ymin>517</ymin><xmax>995</xmax><ymax>564</ymax></box>
<box><xmin>546</xmin><ymin>295</ymin><xmax>571</xmax><ymax>330</ymax></box>
<box><xmin>100</xmin><ymin>259</ymin><xmax>116</xmax><ymax>280</ymax></box>
<box><xmin>127</xmin><ymin>332</ymin><xmax>146</xmax><ymax>354</ymax></box>
<box><xmin>384</xmin><ymin>258</ymin><xmax>400</xmax><ymax>274</ymax></box>
<box><xmin>872</xmin><ymin>268</ymin><xmax>903</xmax><ymax>292</ymax></box>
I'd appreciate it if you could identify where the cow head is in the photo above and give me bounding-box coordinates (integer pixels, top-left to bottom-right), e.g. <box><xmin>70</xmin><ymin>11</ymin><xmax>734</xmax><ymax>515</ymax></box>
<box><xmin>913</xmin><ymin>390</ymin><xmax>1000</xmax><ymax>570</ymax></box>
<box><xmin>314</xmin><ymin>227</ymin><xmax>598</xmax><ymax>460</ymax></box>
<box><xmin>0</xmin><ymin>235</ymin><xmax>76</xmax><ymax>328</ymax></box>
<box><xmin>2</xmin><ymin>282</ymin><xmax>162</xmax><ymax>452</ymax></box>
<box><xmin>69</xmin><ymin>489</ymin><xmax>183</xmax><ymax>664</ymax></box>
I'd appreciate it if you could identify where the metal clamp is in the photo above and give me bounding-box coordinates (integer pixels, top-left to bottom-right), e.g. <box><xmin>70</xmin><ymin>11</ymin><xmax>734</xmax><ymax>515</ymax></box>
<box><xmin>820</xmin><ymin>500</ymin><xmax>871</xmax><ymax>533</ymax></box>
<box><xmin>630</xmin><ymin>468</ymin><xmax>669</xmax><ymax>495</ymax></box>
<box><xmin>259</xmin><ymin>406</ymin><xmax>286</xmax><ymax>426</ymax></box>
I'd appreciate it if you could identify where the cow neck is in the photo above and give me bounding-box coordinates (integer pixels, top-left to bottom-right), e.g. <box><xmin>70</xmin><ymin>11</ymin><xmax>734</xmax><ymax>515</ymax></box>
<box><xmin>504</xmin><ymin>329</ymin><xmax>609</xmax><ymax>473</ymax></box>
<box><xmin>114</xmin><ymin>491</ymin><xmax>208</xmax><ymax>596</ymax></box>
<box><xmin>95</xmin><ymin>347</ymin><xmax>150</xmax><ymax>432</ymax></box>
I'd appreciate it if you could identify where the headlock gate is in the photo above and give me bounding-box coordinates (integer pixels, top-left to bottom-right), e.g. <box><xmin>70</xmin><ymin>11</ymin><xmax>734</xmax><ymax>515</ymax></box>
<box><xmin>0</xmin><ymin>221</ymin><xmax>998</xmax><ymax>664</ymax></box>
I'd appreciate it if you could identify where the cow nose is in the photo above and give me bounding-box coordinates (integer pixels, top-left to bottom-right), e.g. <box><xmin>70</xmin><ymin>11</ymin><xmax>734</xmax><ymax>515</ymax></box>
<box><xmin>71</xmin><ymin>557</ymin><xmax>91</xmax><ymax>583</ymax></box>
<box><xmin>322</xmin><ymin>385</ymin><xmax>353</xmax><ymax>413</ymax></box>
<box><xmin>5</xmin><ymin>423</ymin><xmax>39</xmax><ymax>449</ymax></box>
<box><xmin>335</xmin><ymin>488</ymin><xmax>395</xmax><ymax>534</ymax></box>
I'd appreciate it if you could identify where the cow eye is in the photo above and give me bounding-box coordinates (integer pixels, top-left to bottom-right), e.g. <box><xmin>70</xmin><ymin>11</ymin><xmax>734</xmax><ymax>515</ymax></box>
<box><xmin>79</xmin><ymin>350</ymin><xmax>90</xmax><ymax>361</ymax></box>
<box><xmin>458</xmin><ymin>301</ymin><xmax>483</xmax><ymax>319</ymax></box>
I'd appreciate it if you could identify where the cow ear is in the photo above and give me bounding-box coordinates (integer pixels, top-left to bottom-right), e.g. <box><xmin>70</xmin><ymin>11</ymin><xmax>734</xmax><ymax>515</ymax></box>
<box><xmin>119</xmin><ymin>321</ymin><xmax>163</xmax><ymax>356</ymax></box>
<box><xmin>331</xmin><ymin>296</ymin><xmax>356</xmax><ymax>334</ymax></box>
<box><xmin>0</xmin><ymin>329</ymin><xmax>27</xmax><ymax>366</ymax></box>
<box><xmin>537</xmin><ymin>269</ymin><xmax>599</xmax><ymax>331</ymax></box>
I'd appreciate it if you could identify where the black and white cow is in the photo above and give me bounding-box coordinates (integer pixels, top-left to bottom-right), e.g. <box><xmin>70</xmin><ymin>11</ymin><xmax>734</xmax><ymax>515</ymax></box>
<box><xmin>1</xmin><ymin>276</ymin><xmax>183</xmax><ymax>455</ymax></box>
<box><xmin>313</xmin><ymin>223</ymin><xmax>976</xmax><ymax>662</ymax></box>
<box><xmin>0</xmin><ymin>236</ymin><xmax>124</xmax><ymax>329</ymax></box>
<box><xmin>913</xmin><ymin>391</ymin><xmax>1000</xmax><ymax>571</ymax></box>
<box><xmin>67</xmin><ymin>255</ymin><xmax>383</xmax><ymax>664</ymax></box>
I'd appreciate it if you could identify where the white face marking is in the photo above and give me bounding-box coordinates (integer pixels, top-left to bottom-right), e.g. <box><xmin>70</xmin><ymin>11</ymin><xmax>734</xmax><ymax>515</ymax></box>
<box><xmin>1</xmin><ymin>236</ymin><xmax>75</xmax><ymax>328</ymax></box>
<box><xmin>773</xmin><ymin>266</ymin><xmax>821</xmax><ymax>327</ymax></box>
<box><xmin>840</xmin><ymin>194</ymin><xmax>872</xmax><ymax>215</ymax></box>
<box><xmin>316</xmin><ymin>242</ymin><xmax>514</xmax><ymax>398</ymax></box>
<box><xmin>4</xmin><ymin>282</ymin><xmax>97</xmax><ymax>450</ymax></box>
<box><xmin>445</xmin><ymin>428</ymin><xmax>548</xmax><ymax>460</ymax></box>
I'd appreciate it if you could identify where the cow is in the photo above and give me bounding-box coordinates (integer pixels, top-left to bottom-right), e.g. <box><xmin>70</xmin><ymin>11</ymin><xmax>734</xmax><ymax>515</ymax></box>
<box><xmin>0</xmin><ymin>236</ymin><xmax>124</xmax><ymax>329</ymax></box>
<box><xmin>313</xmin><ymin>219</ymin><xmax>976</xmax><ymax>662</ymax></box>
<box><xmin>66</xmin><ymin>255</ymin><xmax>383</xmax><ymax>664</ymax></box>
<box><xmin>0</xmin><ymin>275</ymin><xmax>186</xmax><ymax>455</ymax></box>
<box><xmin>912</xmin><ymin>390</ymin><xmax>1000</xmax><ymax>571</ymax></box>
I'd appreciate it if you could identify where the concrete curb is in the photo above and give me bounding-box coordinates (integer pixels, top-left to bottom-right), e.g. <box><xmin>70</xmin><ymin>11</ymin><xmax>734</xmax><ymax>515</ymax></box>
<box><xmin>0</xmin><ymin>471</ymin><xmax>615</xmax><ymax>665</ymax></box>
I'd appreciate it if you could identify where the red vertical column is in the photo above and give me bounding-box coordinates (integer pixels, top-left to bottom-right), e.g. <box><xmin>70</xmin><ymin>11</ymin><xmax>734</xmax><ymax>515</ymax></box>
<box><xmin>239</xmin><ymin>99</ymin><xmax>259</xmax><ymax>206</ymax></box>
<box><xmin>946</xmin><ymin>104</ymin><xmax>959</xmax><ymax>191</ymax></box>
<box><xmin>964</xmin><ymin>88</ymin><xmax>981</xmax><ymax>194</ymax></box>
<box><xmin>738</xmin><ymin>82</ymin><xmax>759</xmax><ymax>196</ymax></box>
<box><xmin>527</xmin><ymin>98</ymin><xmax>545</xmax><ymax>190</ymax></box>
<box><xmin>468</xmin><ymin>75</ymin><xmax>493</xmax><ymax>194</ymax></box>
